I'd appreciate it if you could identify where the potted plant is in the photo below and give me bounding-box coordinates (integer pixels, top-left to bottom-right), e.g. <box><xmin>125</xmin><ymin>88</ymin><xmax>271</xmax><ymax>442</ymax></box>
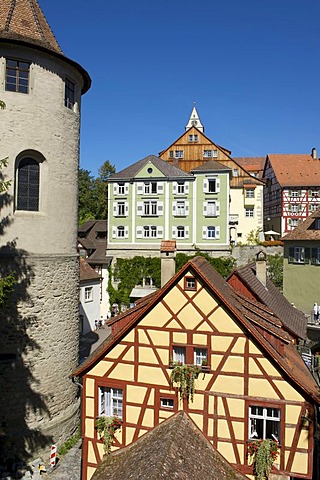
<box><xmin>247</xmin><ymin>439</ymin><xmax>279</xmax><ymax>480</ymax></box>
<box><xmin>201</xmin><ymin>359</ymin><xmax>210</xmax><ymax>372</ymax></box>
<box><xmin>169</xmin><ymin>361</ymin><xmax>201</xmax><ymax>402</ymax></box>
<box><xmin>96</xmin><ymin>416</ymin><xmax>122</xmax><ymax>453</ymax></box>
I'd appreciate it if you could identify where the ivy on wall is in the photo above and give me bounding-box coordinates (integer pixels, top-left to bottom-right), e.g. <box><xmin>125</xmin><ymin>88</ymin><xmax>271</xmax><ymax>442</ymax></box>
<box><xmin>108</xmin><ymin>253</ymin><xmax>236</xmax><ymax>306</ymax></box>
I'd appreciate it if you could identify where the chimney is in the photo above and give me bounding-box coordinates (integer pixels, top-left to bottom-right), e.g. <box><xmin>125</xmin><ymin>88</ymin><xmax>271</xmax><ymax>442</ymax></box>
<box><xmin>255</xmin><ymin>250</ymin><xmax>267</xmax><ymax>287</ymax></box>
<box><xmin>311</xmin><ymin>147</ymin><xmax>317</xmax><ymax>160</ymax></box>
<box><xmin>160</xmin><ymin>240</ymin><xmax>176</xmax><ymax>287</ymax></box>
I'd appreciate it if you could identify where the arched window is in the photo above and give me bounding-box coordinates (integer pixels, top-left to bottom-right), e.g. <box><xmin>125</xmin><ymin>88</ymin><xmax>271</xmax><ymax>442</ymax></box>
<box><xmin>16</xmin><ymin>158</ymin><xmax>40</xmax><ymax>211</ymax></box>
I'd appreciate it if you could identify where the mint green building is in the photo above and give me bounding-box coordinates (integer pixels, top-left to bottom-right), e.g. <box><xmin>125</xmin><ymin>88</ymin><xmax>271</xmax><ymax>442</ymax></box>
<box><xmin>107</xmin><ymin>155</ymin><xmax>231</xmax><ymax>260</ymax></box>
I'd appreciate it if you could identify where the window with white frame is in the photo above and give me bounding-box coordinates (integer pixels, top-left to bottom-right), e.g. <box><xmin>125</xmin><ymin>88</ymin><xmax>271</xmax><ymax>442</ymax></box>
<box><xmin>203</xmin><ymin>225</ymin><xmax>220</xmax><ymax>239</ymax></box>
<box><xmin>233</xmin><ymin>168</ymin><xmax>239</xmax><ymax>177</ymax></box>
<box><xmin>203</xmin><ymin>150</ymin><xmax>213</xmax><ymax>158</ymax></box>
<box><xmin>172</xmin><ymin>225</ymin><xmax>188</xmax><ymax>239</ymax></box>
<box><xmin>117</xmin><ymin>202</ymin><xmax>125</xmax><ymax>216</ymax></box>
<box><xmin>173</xmin><ymin>346</ymin><xmax>186</xmax><ymax>363</ymax></box>
<box><xmin>203</xmin><ymin>177</ymin><xmax>220</xmax><ymax>193</ymax></box>
<box><xmin>185</xmin><ymin>276</ymin><xmax>196</xmax><ymax>290</ymax></box>
<box><xmin>194</xmin><ymin>348</ymin><xmax>207</xmax><ymax>366</ymax></box>
<box><xmin>99</xmin><ymin>387</ymin><xmax>123</xmax><ymax>419</ymax></box>
<box><xmin>212</xmin><ymin>149</ymin><xmax>218</xmax><ymax>158</ymax></box>
<box><xmin>245</xmin><ymin>188</ymin><xmax>255</xmax><ymax>198</ymax></box>
<box><xmin>84</xmin><ymin>286</ymin><xmax>93</xmax><ymax>302</ymax></box>
<box><xmin>118</xmin><ymin>183</ymin><xmax>125</xmax><ymax>195</ymax></box>
<box><xmin>248</xmin><ymin>406</ymin><xmax>280</xmax><ymax>441</ymax></box>
<box><xmin>310</xmin><ymin>190</ymin><xmax>319</xmax><ymax>197</ymax></box>
<box><xmin>291</xmin><ymin>203</ymin><xmax>299</xmax><ymax>213</ymax></box>
<box><xmin>289</xmin><ymin>218</ymin><xmax>299</xmax><ymax>228</ymax></box>
<box><xmin>207</xmin><ymin>226</ymin><xmax>216</xmax><ymax>238</ymax></box>
<box><xmin>175</xmin><ymin>201</ymin><xmax>186</xmax><ymax>216</ymax></box>
<box><xmin>293</xmin><ymin>246</ymin><xmax>305</xmax><ymax>263</ymax></box>
<box><xmin>204</xmin><ymin>200</ymin><xmax>219</xmax><ymax>217</ymax></box>
<box><xmin>160</xmin><ymin>398</ymin><xmax>174</xmax><ymax>409</ymax></box>
<box><xmin>177</xmin><ymin>226</ymin><xmax>185</xmax><ymax>238</ymax></box>
<box><xmin>144</xmin><ymin>182</ymin><xmax>157</xmax><ymax>194</ymax></box>
<box><xmin>144</xmin><ymin>201</ymin><xmax>157</xmax><ymax>216</ymax></box>
<box><xmin>177</xmin><ymin>182</ymin><xmax>185</xmax><ymax>194</ymax></box>
<box><xmin>174</xmin><ymin>150</ymin><xmax>184</xmax><ymax>158</ymax></box>
<box><xmin>245</xmin><ymin>207</ymin><xmax>254</xmax><ymax>217</ymax></box>
<box><xmin>117</xmin><ymin>226</ymin><xmax>125</xmax><ymax>238</ymax></box>
<box><xmin>143</xmin><ymin>225</ymin><xmax>157</xmax><ymax>238</ymax></box>
<box><xmin>290</xmin><ymin>190</ymin><xmax>299</xmax><ymax>198</ymax></box>
<box><xmin>188</xmin><ymin>134</ymin><xmax>198</xmax><ymax>142</ymax></box>
<box><xmin>309</xmin><ymin>204</ymin><xmax>318</xmax><ymax>212</ymax></box>
<box><xmin>169</xmin><ymin>151</ymin><xmax>174</xmax><ymax>158</ymax></box>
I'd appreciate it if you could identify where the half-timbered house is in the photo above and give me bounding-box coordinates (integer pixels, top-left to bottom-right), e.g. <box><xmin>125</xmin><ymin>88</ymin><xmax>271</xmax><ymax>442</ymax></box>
<box><xmin>263</xmin><ymin>151</ymin><xmax>320</xmax><ymax>236</ymax></box>
<box><xmin>73</xmin><ymin>256</ymin><xmax>320</xmax><ymax>480</ymax></box>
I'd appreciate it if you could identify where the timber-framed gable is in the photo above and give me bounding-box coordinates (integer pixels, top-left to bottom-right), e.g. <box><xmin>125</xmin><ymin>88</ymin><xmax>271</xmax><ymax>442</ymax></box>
<box><xmin>74</xmin><ymin>256</ymin><xmax>320</xmax><ymax>480</ymax></box>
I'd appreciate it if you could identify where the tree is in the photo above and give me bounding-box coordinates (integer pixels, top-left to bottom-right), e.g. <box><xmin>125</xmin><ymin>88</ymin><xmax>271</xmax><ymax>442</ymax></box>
<box><xmin>267</xmin><ymin>254</ymin><xmax>283</xmax><ymax>290</ymax></box>
<box><xmin>78</xmin><ymin>160</ymin><xmax>115</xmax><ymax>223</ymax></box>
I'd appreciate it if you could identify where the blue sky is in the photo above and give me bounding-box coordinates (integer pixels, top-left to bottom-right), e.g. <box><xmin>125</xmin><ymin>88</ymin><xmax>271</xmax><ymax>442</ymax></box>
<box><xmin>44</xmin><ymin>0</ymin><xmax>319</xmax><ymax>177</ymax></box>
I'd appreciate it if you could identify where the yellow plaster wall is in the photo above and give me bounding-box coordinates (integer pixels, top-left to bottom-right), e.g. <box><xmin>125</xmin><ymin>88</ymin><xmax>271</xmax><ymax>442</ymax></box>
<box><xmin>248</xmin><ymin>358</ymin><xmax>264</xmax><ymax>375</ymax></box>
<box><xmin>217</xmin><ymin>441</ymin><xmax>236</xmax><ymax>463</ymax></box>
<box><xmin>193</xmin><ymin>333</ymin><xmax>207</xmax><ymax>345</ymax></box>
<box><xmin>162</xmin><ymin>288</ymin><xmax>188</xmax><ymax>313</ymax></box>
<box><xmin>85</xmin><ymin>397</ymin><xmax>95</xmax><ymax>417</ymax></box>
<box><xmin>273</xmin><ymin>380</ymin><xmax>304</xmax><ymax>402</ymax></box>
<box><xmin>297</xmin><ymin>429</ymin><xmax>310</xmax><ymax>449</ymax></box>
<box><xmin>85</xmin><ymin>377</ymin><xmax>95</xmax><ymax>397</ymax></box>
<box><xmin>227</xmin><ymin>397</ymin><xmax>245</xmax><ymax>418</ymax></box>
<box><xmin>142</xmin><ymin>408</ymin><xmax>154</xmax><ymax>427</ymax></box>
<box><xmin>218</xmin><ymin>419</ymin><xmax>231</xmax><ymax>439</ymax></box>
<box><xmin>148</xmin><ymin>330</ymin><xmax>170</xmax><ymax>346</ymax></box>
<box><xmin>122</xmin><ymin>347</ymin><xmax>134</xmax><ymax>362</ymax></box>
<box><xmin>108</xmin><ymin>363</ymin><xmax>134</xmax><ymax>381</ymax></box>
<box><xmin>209</xmin><ymin>307</ymin><xmax>243</xmax><ymax>334</ymax></box>
<box><xmin>160</xmin><ymin>410</ymin><xmax>175</xmax><ymax>420</ymax></box>
<box><xmin>193</xmin><ymin>288</ymin><xmax>218</xmax><ymax>315</ymax></box>
<box><xmin>212</xmin><ymin>336</ymin><xmax>233</xmax><ymax>351</ymax></box>
<box><xmin>232</xmin><ymin>421</ymin><xmax>244</xmax><ymax>439</ymax></box>
<box><xmin>89</xmin><ymin>360</ymin><xmax>114</xmax><ymax>378</ymax></box>
<box><xmin>179</xmin><ymin>303</ymin><xmax>203</xmax><ymax>330</ymax></box>
<box><xmin>87</xmin><ymin>441</ymin><xmax>96</xmax><ymax>464</ymax></box>
<box><xmin>122</xmin><ymin>329</ymin><xmax>134</xmax><ymax>342</ymax></box>
<box><xmin>213</xmin><ymin>375</ymin><xmax>244</xmax><ymax>395</ymax></box>
<box><xmin>255</xmin><ymin>358</ymin><xmax>282</xmax><ymax>377</ymax></box>
<box><xmin>222</xmin><ymin>356</ymin><xmax>244</xmax><ymax>373</ymax></box>
<box><xmin>87</xmin><ymin>466</ymin><xmax>96</xmax><ymax>480</ymax></box>
<box><xmin>285</xmin><ymin>427</ymin><xmax>295</xmax><ymax>446</ymax></box>
<box><xmin>173</xmin><ymin>332</ymin><xmax>187</xmax><ymax>343</ymax></box>
<box><xmin>96</xmin><ymin>442</ymin><xmax>104</xmax><ymax>458</ymax></box>
<box><xmin>290</xmin><ymin>452</ymin><xmax>308</xmax><ymax>475</ymax></box>
<box><xmin>231</xmin><ymin>337</ymin><xmax>246</xmax><ymax>354</ymax></box>
<box><xmin>211</xmin><ymin>354</ymin><xmax>224</xmax><ymax>369</ymax></box>
<box><xmin>125</xmin><ymin>427</ymin><xmax>135</xmax><ymax>445</ymax></box>
<box><xmin>189</xmin><ymin>413</ymin><xmax>203</xmax><ymax>430</ymax></box>
<box><xmin>139</xmin><ymin>302</ymin><xmax>172</xmax><ymax>327</ymax></box>
<box><xmin>126</xmin><ymin>385</ymin><xmax>148</xmax><ymax>403</ymax></box>
<box><xmin>192</xmin><ymin>393</ymin><xmax>204</xmax><ymax>411</ymax></box>
<box><xmin>85</xmin><ymin>418</ymin><xmax>95</xmax><ymax>439</ymax></box>
<box><xmin>138</xmin><ymin>329</ymin><xmax>149</xmax><ymax>344</ymax></box>
<box><xmin>249</xmin><ymin>378</ymin><xmax>280</xmax><ymax>399</ymax></box>
<box><xmin>105</xmin><ymin>343</ymin><xmax>128</xmax><ymax>359</ymax></box>
<box><xmin>139</xmin><ymin>346</ymin><xmax>160</xmax><ymax>364</ymax></box>
<box><xmin>286</xmin><ymin>405</ymin><xmax>302</xmax><ymax>424</ymax></box>
<box><xmin>126</xmin><ymin>406</ymin><xmax>141</xmax><ymax>424</ymax></box>
<box><xmin>208</xmin><ymin>398</ymin><xmax>214</xmax><ymax>415</ymax></box>
<box><xmin>138</xmin><ymin>365</ymin><xmax>168</xmax><ymax>385</ymax></box>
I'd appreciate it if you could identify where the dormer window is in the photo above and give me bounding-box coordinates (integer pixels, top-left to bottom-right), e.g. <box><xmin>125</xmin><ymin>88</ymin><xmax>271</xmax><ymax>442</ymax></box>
<box><xmin>5</xmin><ymin>59</ymin><xmax>30</xmax><ymax>94</ymax></box>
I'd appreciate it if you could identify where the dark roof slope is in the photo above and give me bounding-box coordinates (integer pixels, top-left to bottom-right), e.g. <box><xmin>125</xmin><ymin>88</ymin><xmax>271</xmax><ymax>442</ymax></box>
<box><xmin>0</xmin><ymin>0</ymin><xmax>62</xmax><ymax>53</ymax></box>
<box><xmin>78</xmin><ymin>220</ymin><xmax>110</xmax><ymax>266</ymax></box>
<box><xmin>282</xmin><ymin>206</ymin><xmax>320</xmax><ymax>241</ymax></box>
<box><xmin>91</xmin><ymin>412</ymin><xmax>249</xmax><ymax>480</ymax></box>
<box><xmin>228</xmin><ymin>263</ymin><xmax>307</xmax><ymax>340</ymax></box>
<box><xmin>191</xmin><ymin>160</ymin><xmax>232</xmax><ymax>173</ymax></box>
<box><xmin>80</xmin><ymin>257</ymin><xmax>101</xmax><ymax>282</ymax></box>
<box><xmin>73</xmin><ymin>257</ymin><xmax>320</xmax><ymax>403</ymax></box>
<box><xmin>109</xmin><ymin>155</ymin><xmax>193</xmax><ymax>181</ymax></box>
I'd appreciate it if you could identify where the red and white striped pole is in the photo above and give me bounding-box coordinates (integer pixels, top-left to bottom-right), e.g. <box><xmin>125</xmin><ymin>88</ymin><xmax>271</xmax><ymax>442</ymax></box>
<box><xmin>50</xmin><ymin>444</ymin><xmax>57</xmax><ymax>467</ymax></box>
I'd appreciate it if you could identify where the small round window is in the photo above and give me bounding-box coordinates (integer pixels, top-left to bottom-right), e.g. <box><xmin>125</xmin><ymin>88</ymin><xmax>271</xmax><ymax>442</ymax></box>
<box><xmin>147</xmin><ymin>167</ymin><xmax>153</xmax><ymax>174</ymax></box>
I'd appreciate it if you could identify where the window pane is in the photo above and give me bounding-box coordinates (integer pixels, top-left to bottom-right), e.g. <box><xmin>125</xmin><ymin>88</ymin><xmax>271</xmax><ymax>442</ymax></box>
<box><xmin>173</xmin><ymin>346</ymin><xmax>186</xmax><ymax>363</ymax></box>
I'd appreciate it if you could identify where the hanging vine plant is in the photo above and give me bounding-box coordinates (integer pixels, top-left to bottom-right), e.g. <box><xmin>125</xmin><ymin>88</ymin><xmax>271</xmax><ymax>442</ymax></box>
<box><xmin>96</xmin><ymin>416</ymin><xmax>122</xmax><ymax>453</ymax></box>
<box><xmin>247</xmin><ymin>439</ymin><xmax>279</xmax><ymax>480</ymax></box>
<box><xmin>169</xmin><ymin>362</ymin><xmax>201</xmax><ymax>402</ymax></box>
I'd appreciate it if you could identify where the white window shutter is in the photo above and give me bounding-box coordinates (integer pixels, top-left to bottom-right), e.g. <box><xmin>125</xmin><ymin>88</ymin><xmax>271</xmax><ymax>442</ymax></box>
<box><xmin>215</xmin><ymin>226</ymin><xmax>220</xmax><ymax>239</ymax></box>
<box><xmin>137</xmin><ymin>182</ymin><xmax>143</xmax><ymax>194</ymax></box>
<box><xmin>125</xmin><ymin>202</ymin><xmax>129</xmax><ymax>215</ymax></box>
<box><xmin>113</xmin><ymin>184</ymin><xmax>118</xmax><ymax>195</ymax></box>
<box><xmin>137</xmin><ymin>202</ymin><xmax>143</xmax><ymax>215</ymax></box>
<box><xmin>172</xmin><ymin>227</ymin><xmax>177</xmax><ymax>239</ymax></box>
<box><xmin>158</xmin><ymin>182</ymin><xmax>164</xmax><ymax>194</ymax></box>
<box><xmin>157</xmin><ymin>226</ymin><xmax>164</xmax><ymax>238</ymax></box>
<box><xmin>185</xmin><ymin>182</ymin><xmax>189</xmax><ymax>194</ymax></box>
<box><xmin>173</xmin><ymin>182</ymin><xmax>177</xmax><ymax>194</ymax></box>
<box><xmin>185</xmin><ymin>226</ymin><xmax>189</xmax><ymax>239</ymax></box>
<box><xmin>185</xmin><ymin>201</ymin><xmax>189</xmax><ymax>215</ymax></box>
<box><xmin>125</xmin><ymin>226</ymin><xmax>129</xmax><ymax>239</ymax></box>
<box><xmin>125</xmin><ymin>183</ymin><xmax>129</xmax><ymax>194</ymax></box>
<box><xmin>203</xmin><ymin>179</ymin><xmax>208</xmax><ymax>193</ymax></box>
<box><xmin>203</xmin><ymin>202</ymin><xmax>207</xmax><ymax>216</ymax></box>
<box><xmin>113</xmin><ymin>202</ymin><xmax>117</xmax><ymax>215</ymax></box>
<box><xmin>216</xmin><ymin>201</ymin><xmax>220</xmax><ymax>216</ymax></box>
<box><xmin>136</xmin><ymin>227</ymin><xmax>143</xmax><ymax>238</ymax></box>
<box><xmin>202</xmin><ymin>226</ymin><xmax>207</xmax><ymax>239</ymax></box>
<box><xmin>157</xmin><ymin>201</ymin><xmax>164</xmax><ymax>215</ymax></box>
<box><xmin>216</xmin><ymin>179</ymin><xmax>220</xmax><ymax>193</ymax></box>
<box><xmin>112</xmin><ymin>226</ymin><xmax>117</xmax><ymax>238</ymax></box>
<box><xmin>172</xmin><ymin>202</ymin><xmax>176</xmax><ymax>215</ymax></box>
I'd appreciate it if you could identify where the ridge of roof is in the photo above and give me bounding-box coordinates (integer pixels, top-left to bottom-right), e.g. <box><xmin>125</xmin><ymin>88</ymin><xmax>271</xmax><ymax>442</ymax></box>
<box><xmin>73</xmin><ymin>256</ymin><xmax>320</xmax><ymax>403</ymax></box>
<box><xmin>0</xmin><ymin>0</ymin><xmax>62</xmax><ymax>54</ymax></box>
<box><xmin>108</xmin><ymin>155</ymin><xmax>193</xmax><ymax>181</ymax></box>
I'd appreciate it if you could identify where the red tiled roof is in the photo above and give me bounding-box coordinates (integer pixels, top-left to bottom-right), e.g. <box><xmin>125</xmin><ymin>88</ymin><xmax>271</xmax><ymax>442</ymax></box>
<box><xmin>267</xmin><ymin>154</ymin><xmax>320</xmax><ymax>187</ymax></box>
<box><xmin>282</xmin><ymin>206</ymin><xmax>320</xmax><ymax>241</ymax></box>
<box><xmin>160</xmin><ymin>240</ymin><xmax>176</xmax><ymax>252</ymax></box>
<box><xmin>0</xmin><ymin>0</ymin><xmax>62</xmax><ymax>53</ymax></box>
<box><xmin>79</xmin><ymin>257</ymin><xmax>101</xmax><ymax>282</ymax></box>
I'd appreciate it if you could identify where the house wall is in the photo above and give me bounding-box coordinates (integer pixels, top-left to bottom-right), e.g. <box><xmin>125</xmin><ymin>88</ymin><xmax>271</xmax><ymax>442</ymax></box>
<box><xmin>0</xmin><ymin>44</ymin><xmax>85</xmax><ymax>457</ymax></box>
<box><xmin>80</xmin><ymin>269</ymin><xmax>313</xmax><ymax>480</ymax></box>
<box><xmin>80</xmin><ymin>280</ymin><xmax>101</xmax><ymax>333</ymax></box>
<box><xmin>230</xmin><ymin>186</ymin><xmax>264</xmax><ymax>243</ymax></box>
<box><xmin>283</xmin><ymin>241</ymin><xmax>320</xmax><ymax>314</ymax></box>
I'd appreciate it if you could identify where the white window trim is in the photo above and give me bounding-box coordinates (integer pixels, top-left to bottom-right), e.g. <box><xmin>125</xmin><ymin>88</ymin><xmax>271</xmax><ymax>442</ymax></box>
<box><xmin>84</xmin><ymin>286</ymin><xmax>93</xmax><ymax>302</ymax></box>
<box><xmin>99</xmin><ymin>386</ymin><xmax>123</xmax><ymax>419</ymax></box>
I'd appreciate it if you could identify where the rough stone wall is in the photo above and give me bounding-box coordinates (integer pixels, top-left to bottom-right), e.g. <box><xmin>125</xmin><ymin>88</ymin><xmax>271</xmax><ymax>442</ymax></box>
<box><xmin>0</xmin><ymin>254</ymin><xmax>80</xmax><ymax>461</ymax></box>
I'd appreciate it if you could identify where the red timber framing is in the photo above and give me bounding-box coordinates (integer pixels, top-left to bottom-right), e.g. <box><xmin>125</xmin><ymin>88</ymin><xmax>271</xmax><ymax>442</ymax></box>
<box><xmin>74</xmin><ymin>256</ymin><xmax>320</xmax><ymax>480</ymax></box>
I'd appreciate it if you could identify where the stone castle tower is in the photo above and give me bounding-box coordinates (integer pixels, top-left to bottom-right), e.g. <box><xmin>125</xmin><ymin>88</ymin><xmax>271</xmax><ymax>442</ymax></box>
<box><xmin>0</xmin><ymin>0</ymin><xmax>90</xmax><ymax>463</ymax></box>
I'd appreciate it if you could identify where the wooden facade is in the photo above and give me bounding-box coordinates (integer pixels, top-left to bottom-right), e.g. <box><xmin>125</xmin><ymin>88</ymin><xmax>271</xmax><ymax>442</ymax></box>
<box><xmin>74</xmin><ymin>257</ymin><xmax>320</xmax><ymax>480</ymax></box>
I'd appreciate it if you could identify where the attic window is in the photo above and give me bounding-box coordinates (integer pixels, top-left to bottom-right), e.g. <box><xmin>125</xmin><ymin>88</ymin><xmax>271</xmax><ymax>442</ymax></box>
<box><xmin>184</xmin><ymin>276</ymin><xmax>196</xmax><ymax>291</ymax></box>
<box><xmin>160</xmin><ymin>398</ymin><xmax>174</xmax><ymax>409</ymax></box>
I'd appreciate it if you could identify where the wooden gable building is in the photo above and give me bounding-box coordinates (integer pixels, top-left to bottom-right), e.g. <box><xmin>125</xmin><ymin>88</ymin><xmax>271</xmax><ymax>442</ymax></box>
<box><xmin>73</xmin><ymin>256</ymin><xmax>320</xmax><ymax>480</ymax></box>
